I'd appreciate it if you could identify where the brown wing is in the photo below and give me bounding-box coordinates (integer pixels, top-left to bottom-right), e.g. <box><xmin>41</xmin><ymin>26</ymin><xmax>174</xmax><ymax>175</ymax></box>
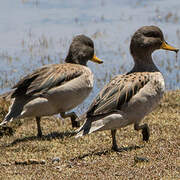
<box><xmin>11</xmin><ymin>64</ymin><xmax>83</xmax><ymax>98</ymax></box>
<box><xmin>87</xmin><ymin>72</ymin><xmax>150</xmax><ymax>116</ymax></box>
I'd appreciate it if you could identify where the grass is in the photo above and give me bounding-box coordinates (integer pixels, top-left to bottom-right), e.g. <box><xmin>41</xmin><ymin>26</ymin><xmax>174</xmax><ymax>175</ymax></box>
<box><xmin>0</xmin><ymin>90</ymin><xmax>179</xmax><ymax>179</ymax></box>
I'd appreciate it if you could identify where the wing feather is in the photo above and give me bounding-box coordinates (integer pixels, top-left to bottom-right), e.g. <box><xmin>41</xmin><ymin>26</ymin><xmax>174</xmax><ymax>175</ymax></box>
<box><xmin>87</xmin><ymin>73</ymin><xmax>150</xmax><ymax>116</ymax></box>
<box><xmin>11</xmin><ymin>64</ymin><xmax>84</xmax><ymax>98</ymax></box>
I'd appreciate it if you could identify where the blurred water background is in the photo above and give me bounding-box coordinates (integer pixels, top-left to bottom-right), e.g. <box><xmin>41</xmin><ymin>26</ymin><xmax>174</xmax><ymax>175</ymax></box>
<box><xmin>0</xmin><ymin>0</ymin><xmax>179</xmax><ymax>114</ymax></box>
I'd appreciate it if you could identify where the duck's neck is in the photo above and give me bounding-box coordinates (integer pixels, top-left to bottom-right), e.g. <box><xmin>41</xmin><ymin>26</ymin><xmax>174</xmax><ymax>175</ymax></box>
<box><xmin>65</xmin><ymin>54</ymin><xmax>87</xmax><ymax>66</ymax></box>
<box><xmin>128</xmin><ymin>54</ymin><xmax>159</xmax><ymax>73</ymax></box>
<box><xmin>65</xmin><ymin>58</ymin><xmax>87</xmax><ymax>66</ymax></box>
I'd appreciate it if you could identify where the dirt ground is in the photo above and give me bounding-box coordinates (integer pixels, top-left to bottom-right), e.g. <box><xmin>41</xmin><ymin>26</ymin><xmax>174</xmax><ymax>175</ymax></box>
<box><xmin>0</xmin><ymin>90</ymin><xmax>179</xmax><ymax>179</ymax></box>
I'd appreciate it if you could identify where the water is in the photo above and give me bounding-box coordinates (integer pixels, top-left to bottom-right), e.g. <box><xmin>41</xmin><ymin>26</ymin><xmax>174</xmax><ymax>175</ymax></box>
<box><xmin>0</xmin><ymin>0</ymin><xmax>179</xmax><ymax>114</ymax></box>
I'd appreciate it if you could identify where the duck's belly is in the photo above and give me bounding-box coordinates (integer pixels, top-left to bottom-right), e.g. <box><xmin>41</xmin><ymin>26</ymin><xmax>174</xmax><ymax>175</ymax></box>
<box><xmin>21</xmin><ymin>89</ymin><xmax>91</xmax><ymax>117</ymax></box>
<box><xmin>20</xmin><ymin>74</ymin><xmax>93</xmax><ymax>117</ymax></box>
<box><xmin>123</xmin><ymin>89</ymin><xmax>164</xmax><ymax>126</ymax></box>
<box><xmin>95</xmin><ymin>91</ymin><xmax>163</xmax><ymax>132</ymax></box>
<box><xmin>47</xmin><ymin>73</ymin><xmax>93</xmax><ymax>113</ymax></box>
<box><xmin>123</xmin><ymin>74</ymin><xmax>165</xmax><ymax>125</ymax></box>
<box><xmin>94</xmin><ymin>79</ymin><xmax>165</xmax><ymax>131</ymax></box>
<box><xmin>48</xmin><ymin>85</ymin><xmax>92</xmax><ymax>112</ymax></box>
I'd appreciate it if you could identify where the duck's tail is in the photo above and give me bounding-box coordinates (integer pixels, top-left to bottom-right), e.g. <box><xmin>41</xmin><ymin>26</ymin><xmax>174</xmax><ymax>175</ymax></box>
<box><xmin>0</xmin><ymin>97</ymin><xmax>24</xmax><ymax>126</ymax></box>
<box><xmin>75</xmin><ymin>113</ymin><xmax>104</xmax><ymax>138</ymax></box>
<box><xmin>0</xmin><ymin>99</ymin><xmax>15</xmax><ymax>126</ymax></box>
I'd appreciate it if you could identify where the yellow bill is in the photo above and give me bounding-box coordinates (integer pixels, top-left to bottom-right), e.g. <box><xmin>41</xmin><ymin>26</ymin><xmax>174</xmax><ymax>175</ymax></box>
<box><xmin>160</xmin><ymin>41</ymin><xmax>179</xmax><ymax>52</ymax></box>
<box><xmin>91</xmin><ymin>55</ymin><xmax>103</xmax><ymax>64</ymax></box>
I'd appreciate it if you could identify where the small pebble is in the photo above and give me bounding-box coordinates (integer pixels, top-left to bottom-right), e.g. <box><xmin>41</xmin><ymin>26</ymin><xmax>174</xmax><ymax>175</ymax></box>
<box><xmin>55</xmin><ymin>166</ymin><xmax>62</xmax><ymax>171</ymax></box>
<box><xmin>52</xmin><ymin>157</ymin><xmax>60</xmax><ymax>163</ymax></box>
<box><xmin>134</xmin><ymin>156</ymin><xmax>149</xmax><ymax>163</ymax></box>
<box><xmin>1</xmin><ymin>162</ymin><xmax>10</xmax><ymax>166</ymax></box>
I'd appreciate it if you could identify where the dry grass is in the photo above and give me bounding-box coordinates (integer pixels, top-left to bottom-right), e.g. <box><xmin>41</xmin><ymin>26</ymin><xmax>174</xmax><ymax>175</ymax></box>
<box><xmin>0</xmin><ymin>90</ymin><xmax>179</xmax><ymax>179</ymax></box>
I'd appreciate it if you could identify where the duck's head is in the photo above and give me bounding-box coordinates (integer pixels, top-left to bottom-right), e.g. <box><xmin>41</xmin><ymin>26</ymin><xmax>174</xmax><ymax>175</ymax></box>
<box><xmin>130</xmin><ymin>26</ymin><xmax>179</xmax><ymax>59</ymax></box>
<box><xmin>65</xmin><ymin>35</ymin><xmax>103</xmax><ymax>66</ymax></box>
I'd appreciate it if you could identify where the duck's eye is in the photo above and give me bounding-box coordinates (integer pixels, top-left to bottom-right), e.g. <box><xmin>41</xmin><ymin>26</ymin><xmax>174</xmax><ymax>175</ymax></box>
<box><xmin>144</xmin><ymin>32</ymin><xmax>160</xmax><ymax>38</ymax></box>
<box><xmin>87</xmin><ymin>41</ymin><xmax>94</xmax><ymax>48</ymax></box>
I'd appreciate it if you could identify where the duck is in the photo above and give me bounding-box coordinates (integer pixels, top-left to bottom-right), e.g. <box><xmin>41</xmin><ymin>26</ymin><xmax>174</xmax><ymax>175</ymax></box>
<box><xmin>0</xmin><ymin>35</ymin><xmax>103</xmax><ymax>137</ymax></box>
<box><xmin>76</xmin><ymin>26</ymin><xmax>179</xmax><ymax>151</ymax></box>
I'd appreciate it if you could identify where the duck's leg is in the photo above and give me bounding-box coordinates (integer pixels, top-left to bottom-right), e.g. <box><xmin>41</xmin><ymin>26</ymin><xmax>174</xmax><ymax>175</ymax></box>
<box><xmin>111</xmin><ymin>129</ymin><xmax>119</xmax><ymax>151</ymax></box>
<box><xmin>60</xmin><ymin>112</ymin><xmax>80</xmax><ymax>128</ymax></box>
<box><xmin>134</xmin><ymin>123</ymin><xmax>150</xmax><ymax>141</ymax></box>
<box><xmin>36</xmin><ymin>117</ymin><xmax>42</xmax><ymax>138</ymax></box>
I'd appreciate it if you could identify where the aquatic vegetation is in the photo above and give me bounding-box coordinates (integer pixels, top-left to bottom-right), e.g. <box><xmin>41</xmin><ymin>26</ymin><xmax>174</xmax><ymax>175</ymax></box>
<box><xmin>0</xmin><ymin>0</ymin><xmax>179</xmax><ymax>179</ymax></box>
